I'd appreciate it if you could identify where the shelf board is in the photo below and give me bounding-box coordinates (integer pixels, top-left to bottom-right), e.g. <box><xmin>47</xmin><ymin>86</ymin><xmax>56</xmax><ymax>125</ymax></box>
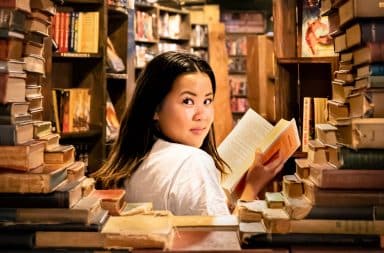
<box><xmin>108</xmin><ymin>5</ymin><xmax>129</xmax><ymax>16</ymax></box>
<box><xmin>159</xmin><ymin>35</ymin><xmax>190</xmax><ymax>42</ymax></box>
<box><xmin>54</xmin><ymin>0</ymin><xmax>102</xmax><ymax>4</ymax></box>
<box><xmin>190</xmin><ymin>45</ymin><xmax>208</xmax><ymax>49</ymax></box>
<box><xmin>53</xmin><ymin>52</ymin><xmax>102</xmax><ymax>58</ymax></box>
<box><xmin>277</xmin><ymin>56</ymin><xmax>338</xmax><ymax>64</ymax></box>
<box><xmin>157</xmin><ymin>5</ymin><xmax>189</xmax><ymax>15</ymax></box>
<box><xmin>60</xmin><ymin>128</ymin><xmax>102</xmax><ymax>141</ymax></box>
<box><xmin>135</xmin><ymin>38</ymin><xmax>159</xmax><ymax>44</ymax></box>
<box><xmin>228</xmin><ymin>71</ymin><xmax>247</xmax><ymax>75</ymax></box>
<box><xmin>135</xmin><ymin>2</ymin><xmax>156</xmax><ymax>10</ymax></box>
<box><xmin>107</xmin><ymin>73</ymin><xmax>128</xmax><ymax>79</ymax></box>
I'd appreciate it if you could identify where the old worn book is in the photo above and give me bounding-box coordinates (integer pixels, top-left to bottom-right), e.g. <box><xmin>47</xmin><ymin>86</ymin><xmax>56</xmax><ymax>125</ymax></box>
<box><xmin>303</xmin><ymin>177</ymin><xmax>384</xmax><ymax>207</ymax></box>
<box><xmin>172</xmin><ymin>214</ymin><xmax>239</xmax><ymax>231</ymax></box>
<box><xmin>0</xmin><ymin>0</ymin><xmax>31</xmax><ymax>13</ymax></box>
<box><xmin>0</xmin><ymin>9</ymin><xmax>27</xmax><ymax>35</ymax></box>
<box><xmin>309</xmin><ymin>163</ymin><xmax>384</xmax><ymax>189</ymax></box>
<box><xmin>171</xmin><ymin>230</ymin><xmax>241</xmax><ymax>251</ymax></box>
<box><xmin>279</xmin><ymin>219</ymin><xmax>384</xmax><ymax>235</ymax></box>
<box><xmin>348</xmin><ymin>89</ymin><xmax>384</xmax><ymax>118</ymax></box>
<box><xmin>65</xmin><ymin>161</ymin><xmax>86</xmax><ymax>182</ymax></box>
<box><xmin>265</xmin><ymin>192</ymin><xmax>285</xmax><ymax>208</ymax></box>
<box><xmin>327</xmin><ymin>99</ymin><xmax>349</xmax><ymax>122</ymax></box>
<box><xmin>0</xmin><ymin>176</ymin><xmax>85</xmax><ymax>208</ymax></box>
<box><xmin>349</xmin><ymin>117</ymin><xmax>384</xmax><ymax>149</ymax></box>
<box><xmin>353</xmin><ymin>42</ymin><xmax>384</xmax><ymax>66</ymax></box>
<box><xmin>302</xmin><ymin>205</ymin><xmax>384</xmax><ymax>220</ymax></box>
<box><xmin>0</xmin><ymin>192</ymin><xmax>102</xmax><ymax>224</ymax></box>
<box><xmin>43</xmin><ymin>144</ymin><xmax>75</xmax><ymax>165</ymax></box>
<box><xmin>0</xmin><ymin>140</ymin><xmax>45</xmax><ymax>171</ymax></box>
<box><xmin>30</xmin><ymin>0</ymin><xmax>56</xmax><ymax>15</ymax></box>
<box><xmin>329</xmin><ymin>146</ymin><xmax>384</xmax><ymax>170</ymax></box>
<box><xmin>0</xmin><ymin>59</ymin><xmax>25</xmax><ymax>73</ymax></box>
<box><xmin>32</xmin><ymin>120</ymin><xmax>52</xmax><ymax>139</ymax></box>
<box><xmin>346</xmin><ymin>21</ymin><xmax>384</xmax><ymax>49</ymax></box>
<box><xmin>243</xmin><ymin>233</ymin><xmax>381</xmax><ymax>248</ymax></box>
<box><xmin>331</xmin><ymin>80</ymin><xmax>353</xmax><ymax>104</ymax></box>
<box><xmin>219</xmin><ymin>108</ymin><xmax>300</xmax><ymax>197</ymax></box>
<box><xmin>0</xmin><ymin>101</ymin><xmax>29</xmax><ymax>117</ymax></box>
<box><xmin>88</xmin><ymin>189</ymin><xmax>126</xmax><ymax>216</ymax></box>
<box><xmin>25</xmin><ymin>17</ymin><xmax>49</xmax><ymax>36</ymax></box>
<box><xmin>118</xmin><ymin>202</ymin><xmax>153</xmax><ymax>216</ymax></box>
<box><xmin>262</xmin><ymin>207</ymin><xmax>290</xmax><ymax>233</ymax></box>
<box><xmin>101</xmin><ymin>214</ymin><xmax>174</xmax><ymax>249</ymax></box>
<box><xmin>338</xmin><ymin>0</ymin><xmax>384</xmax><ymax>27</ymax></box>
<box><xmin>0</xmin><ymin>112</ymin><xmax>31</xmax><ymax>125</ymax></box>
<box><xmin>307</xmin><ymin>139</ymin><xmax>328</xmax><ymax>165</ymax></box>
<box><xmin>39</xmin><ymin>132</ymin><xmax>60</xmax><ymax>151</ymax></box>
<box><xmin>357</xmin><ymin>64</ymin><xmax>384</xmax><ymax>77</ymax></box>
<box><xmin>282</xmin><ymin>174</ymin><xmax>304</xmax><ymax>198</ymax></box>
<box><xmin>0</xmin><ymin>72</ymin><xmax>26</xmax><ymax>103</ymax></box>
<box><xmin>0</xmin><ymin>121</ymin><xmax>33</xmax><ymax>145</ymax></box>
<box><xmin>355</xmin><ymin>75</ymin><xmax>384</xmax><ymax>89</ymax></box>
<box><xmin>0</xmin><ymin>208</ymin><xmax>108</xmax><ymax>232</ymax></box>
<box><xmin>23</xmin><ymin>54</ymin><xmax>45</xmax><ymax>74</ymax></box>
<box><xmin>0</xmin><ymin>163</ymin><xmax>67</xmax><ymax>193</ymax></box>
<box><xmin>295</xmin><ymin>158</ymin><xmax>310</xmax><ymax>179</ymax></box>
<box><xmin>237</xmin><ymin>199</ymin><xmax>267</xmax><ymax>222</ymax></box>
<box><xmin>315</xmin><ymin>123</ymin><xmax>338</xmax><ymax>146</ymax></box>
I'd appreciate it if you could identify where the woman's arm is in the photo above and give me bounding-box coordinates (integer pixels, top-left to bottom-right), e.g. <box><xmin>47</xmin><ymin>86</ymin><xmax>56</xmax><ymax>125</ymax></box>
<box><xmin>239</xmin><ymin>150</ymin><xmax>284</xmax><ymax>201</ymax></box>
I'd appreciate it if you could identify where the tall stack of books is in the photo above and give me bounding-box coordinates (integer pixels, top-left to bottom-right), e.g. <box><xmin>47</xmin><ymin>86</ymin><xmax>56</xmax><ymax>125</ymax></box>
<box><xmin>239</xmin><ymin>0</ymin><xmax>384</xmax><ymax>249</ymax></box>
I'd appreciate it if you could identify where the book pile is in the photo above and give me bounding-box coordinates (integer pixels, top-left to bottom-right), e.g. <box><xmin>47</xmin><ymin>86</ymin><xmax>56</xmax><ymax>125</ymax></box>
<box><xmin>239</xmin><ymin>1</ymin><xmax>384</xmax><ymax>249</ymax></box>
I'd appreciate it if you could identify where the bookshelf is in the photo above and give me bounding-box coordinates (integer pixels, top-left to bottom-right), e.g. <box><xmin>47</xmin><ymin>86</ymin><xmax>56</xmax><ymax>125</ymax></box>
<box><xmin>45</xmin><ymin>0</ymin><xmax>134</xmax><ymax>174</ymax></box>
<box><xmin>134</xmin><ymin>2</ymin><xmax>191</xmax><ymax>77</ymax></box>
<box><xmin>272</xmin><ymin>0</ymin><xmax>338</xmax><ymax>154</ymax></box>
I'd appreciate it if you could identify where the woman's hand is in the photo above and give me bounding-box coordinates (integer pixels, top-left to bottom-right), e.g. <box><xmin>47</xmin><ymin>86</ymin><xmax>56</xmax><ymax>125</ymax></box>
<box><xmin>239</xmin><ymin>149</ymin><xmax>285</xmax><ymax>201</ymax></box>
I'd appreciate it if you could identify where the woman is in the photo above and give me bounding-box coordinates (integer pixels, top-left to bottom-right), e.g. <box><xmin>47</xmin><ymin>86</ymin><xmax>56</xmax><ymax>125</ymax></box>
<box><xmin>92</xmin><ymin>51</ymin><xmax>284</xmax><ymax>215</ymax></box>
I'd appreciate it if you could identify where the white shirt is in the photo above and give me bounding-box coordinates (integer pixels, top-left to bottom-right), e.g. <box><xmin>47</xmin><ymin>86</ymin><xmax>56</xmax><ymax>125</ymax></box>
<box><xmin>125</xmin><ymin>138</ymin><xmax>230</xmax><ymax>216</ymax></box>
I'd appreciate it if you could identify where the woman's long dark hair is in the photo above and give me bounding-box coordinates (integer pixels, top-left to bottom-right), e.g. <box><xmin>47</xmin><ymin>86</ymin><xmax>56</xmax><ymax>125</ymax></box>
<box><xmin>92</xmin><ymin>51</ymin><xmax>229</xmax><ymax>188</ymax></box>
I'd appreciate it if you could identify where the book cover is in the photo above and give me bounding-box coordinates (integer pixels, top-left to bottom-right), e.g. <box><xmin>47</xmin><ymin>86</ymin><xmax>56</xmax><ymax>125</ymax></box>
<box><xmin>43</xmin><ymin>144</ymin><xmax>75</xmax><ymax>165</ymax></box>
<box><xmin>346</xmin><ymin>21</ymin><xmax>384</xmax><ymax>49</ymax></box>
<box><xmin>338</xmin><ymin>0</ymin><xmax>384</xmax><ymax>27</ymax></box>
<box><xmin>219</xmin><ymin>108</ymin><xmax>301</xmax><ymax>196</ymax></box>
<box><xmin>88</xmin><ymin>189</ymin><xmax>126</xmax><ymax>216</ymax></box>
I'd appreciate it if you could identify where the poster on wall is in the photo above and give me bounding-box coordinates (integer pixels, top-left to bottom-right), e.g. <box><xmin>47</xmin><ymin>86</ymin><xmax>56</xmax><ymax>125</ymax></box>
<box><xmin>301</xmin><ymin>0</ymin><xmax>336</xmax><ymax>57</ymax></box>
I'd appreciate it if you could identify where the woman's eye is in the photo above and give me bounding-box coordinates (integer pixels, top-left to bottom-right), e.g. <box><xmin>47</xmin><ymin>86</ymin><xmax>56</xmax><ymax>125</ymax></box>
<box><xmin>182</xmin><ymin>98</ymin><xmax>194</xmax><ymax>105</ymax></box>
<box><xmin>204</xmin><ymin>98</ymin><xmax>213</xmax><ymax>105</ymax></box>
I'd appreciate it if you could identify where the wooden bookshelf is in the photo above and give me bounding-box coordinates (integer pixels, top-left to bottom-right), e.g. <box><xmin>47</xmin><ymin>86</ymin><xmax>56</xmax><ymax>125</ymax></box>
<box><xmin>44</xmin><ymin>0</ymin><xmax>135</xmax><ymax>174</ymax></box>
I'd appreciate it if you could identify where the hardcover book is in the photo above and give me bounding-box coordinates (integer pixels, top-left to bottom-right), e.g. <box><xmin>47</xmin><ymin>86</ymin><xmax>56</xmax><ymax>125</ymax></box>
<box><xmin>346</xmin><ymin>21</ymin><xmax>384</xmax><ymax>49</ymax></box>
<box><xmin>43</xmin><ymin>144</ymin><xmax>75</xmax><ymax>165</ymax></box>
<box><xmin>0</xmin><ymin>140</ymin><xmax>45</xmax><ymax>171</ymax></box>
<box><xmin>218</xmin><ymin>108</ymin><xmax>300</xmax><ymax>197</ymax></box>
<box><xmin>0</xmin><ymin>162</ymin><xmax>67</xmax><ymax>193</ymax></box>
<box><xmin>0</xmin><ymin>121</ymin><xmax>34</xmax><ymax>145</ymax></box>
<box><xmin>0</xmin><ymin>176</ymin><xmax>85</xmax><ymax>208</ymax></box>
<box><xmin>338</xmin><ymin>0</ymin><xmax>384</xmax><ymax>27</ymax></box>
<box><xmin>309</xmin><ymin>163</ymin><xmax>384</xmax><ymax>189</ymax></box>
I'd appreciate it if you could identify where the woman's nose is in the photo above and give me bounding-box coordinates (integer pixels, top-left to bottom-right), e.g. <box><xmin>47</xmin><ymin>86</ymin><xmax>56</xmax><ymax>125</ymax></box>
<box><xmin>193</xmin><ymin>105</ymin><xmax>206</xmax><ymax>121</ymax></box>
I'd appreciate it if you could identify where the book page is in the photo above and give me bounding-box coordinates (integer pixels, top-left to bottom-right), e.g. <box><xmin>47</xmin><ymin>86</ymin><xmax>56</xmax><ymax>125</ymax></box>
<box><xmin>219</xmin><ymin>109</ymin><xmax>273</xmax><ymax>192</ymax></box>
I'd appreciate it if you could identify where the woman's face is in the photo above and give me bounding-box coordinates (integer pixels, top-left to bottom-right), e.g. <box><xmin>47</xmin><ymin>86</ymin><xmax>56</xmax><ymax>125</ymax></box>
<box><xmin>154</xmin><ymin>72</ymin><xmax>214</xmax><ymax>148</ymax></box>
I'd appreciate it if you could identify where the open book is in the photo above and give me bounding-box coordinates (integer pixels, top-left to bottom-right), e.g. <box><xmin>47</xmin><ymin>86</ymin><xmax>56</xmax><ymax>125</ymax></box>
<box><xmin>218</xmin><ymin>108</ymin><xmax>301</xmax><ymax>195</ymax></box>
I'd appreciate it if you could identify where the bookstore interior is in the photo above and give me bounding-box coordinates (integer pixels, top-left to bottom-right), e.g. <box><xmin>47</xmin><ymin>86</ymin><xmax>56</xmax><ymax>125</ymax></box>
<box><xmin>1</xmin><ymin>0</ymin><xmax>384</xmax><ymax>251</ymax></box>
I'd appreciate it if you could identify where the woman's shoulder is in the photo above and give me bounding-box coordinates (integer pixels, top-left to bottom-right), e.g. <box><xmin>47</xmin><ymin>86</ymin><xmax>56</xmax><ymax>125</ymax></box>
<box><xmin>152</xmin><ymin>138</ymin><xmax>212</xmax><ymax>161</ymax></box>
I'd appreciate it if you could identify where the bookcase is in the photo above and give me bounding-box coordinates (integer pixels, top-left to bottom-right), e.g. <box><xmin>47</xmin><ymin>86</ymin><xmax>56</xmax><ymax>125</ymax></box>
<box><xmin>134</xmin><ymin>2</ymin><xmax>191</xmax><ymax>77</ymax></box>
<box><xmin>45</xmin><ymin>0</ymin><xmax>134</xmax><ymax>174</ymax></box>
<box><xmin>272</xmin><ymin>0</ymin><xmax>338</xmax><ymax>154</ymax></box>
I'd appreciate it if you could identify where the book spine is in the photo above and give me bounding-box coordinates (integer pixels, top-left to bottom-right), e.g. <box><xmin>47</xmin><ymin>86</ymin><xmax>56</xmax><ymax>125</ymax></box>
<box><xmin>339</xmin><ymin>147</ymin><xmax>384</xmax><ymax>170</ymax></box>
<box><xmin>361</xmin><ymin>22</ymin><xmax>384</xmax><ymax>43</ymax></box>
<box><xmin>0</xmin><ymin>192</ymin><xmax>69</xmax><ymax>208</ymax></box>
<box><xmin>0</xmin><ymin>124</ymin><xmax>16</xmax><ymax>145</ymax></box>
<box><xmin>371</xmin><ymin>64</ymin><xmax>384</xmax><ymax>75</ymax></box>
<box><xmin>304</xmin><ymin>206</ymin><xmax>384</xmax><ymax>220</ymax></box>
<box><xmin>243</xmin><ymin>233</ymin><xmax>381</xmax><ymax>248</ymax></box>
<box><xmin>0</xmin><ymin>231</ymin><xmax>34</xmax><ymax>249</ymax></box>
